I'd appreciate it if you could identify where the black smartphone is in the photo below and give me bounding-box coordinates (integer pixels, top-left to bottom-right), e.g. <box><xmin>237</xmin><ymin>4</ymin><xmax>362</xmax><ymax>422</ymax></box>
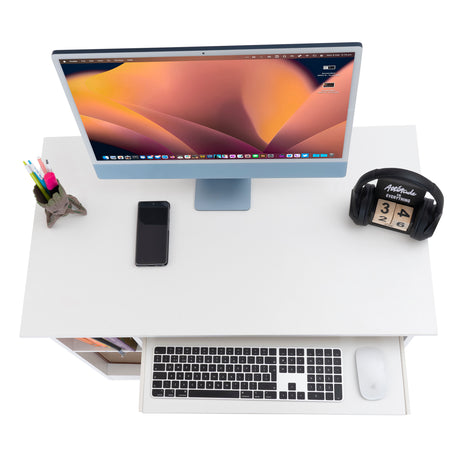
<box><xmin>135</xmin><ymin>201</ymin><xmax>170</xmax><ymax>266</ymax></box>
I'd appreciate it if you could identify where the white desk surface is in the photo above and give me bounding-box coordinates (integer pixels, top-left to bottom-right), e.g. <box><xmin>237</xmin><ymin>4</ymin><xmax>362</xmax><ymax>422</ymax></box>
<box><xmin>21</xmin><ymin>126</ymin><xmax>437</xmax><ymax>338</ymax></box>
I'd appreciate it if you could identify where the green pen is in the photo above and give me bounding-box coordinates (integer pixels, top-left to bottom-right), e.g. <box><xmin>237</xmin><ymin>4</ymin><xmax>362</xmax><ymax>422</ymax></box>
<box><xmin>24</xmin><ymin>161</ymin><xmax>51</xmax><ymax>201</ymax></box>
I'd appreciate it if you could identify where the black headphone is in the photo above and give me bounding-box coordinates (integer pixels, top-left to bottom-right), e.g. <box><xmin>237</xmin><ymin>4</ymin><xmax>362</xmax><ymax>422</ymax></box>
<box><xmin>349</xmin><ymin>168</ymin><xmax>444</xmax><ymax>240</ymax></box>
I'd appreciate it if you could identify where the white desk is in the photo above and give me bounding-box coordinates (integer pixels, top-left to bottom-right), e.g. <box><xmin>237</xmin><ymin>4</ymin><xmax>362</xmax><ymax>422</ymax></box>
<box><xmin>20</xmin><ymin>126</ymin><xmax>437</xmax><ymax>414</ymax></box>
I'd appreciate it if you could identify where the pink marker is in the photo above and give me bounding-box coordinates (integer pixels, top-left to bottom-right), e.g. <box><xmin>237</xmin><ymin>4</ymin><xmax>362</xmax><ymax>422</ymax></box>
<box><xmin>44</xmin><ymin>172</ymin><xmax>58</xmax><ymax>191</ymax></box>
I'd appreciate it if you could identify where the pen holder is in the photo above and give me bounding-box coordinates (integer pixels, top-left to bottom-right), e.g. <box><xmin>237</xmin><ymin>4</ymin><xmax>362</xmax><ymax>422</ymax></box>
<box><xmin>34</xmin><ymin>183</ymin><xmax>87</xmax><ymax>228</ymax></box>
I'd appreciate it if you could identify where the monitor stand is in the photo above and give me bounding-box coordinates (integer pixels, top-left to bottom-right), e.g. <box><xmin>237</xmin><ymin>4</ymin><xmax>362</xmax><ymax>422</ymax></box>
<box><xmin>195</xmin><ymin>179</ymin><xmax>251</xmax><ymax>211</ymax></box>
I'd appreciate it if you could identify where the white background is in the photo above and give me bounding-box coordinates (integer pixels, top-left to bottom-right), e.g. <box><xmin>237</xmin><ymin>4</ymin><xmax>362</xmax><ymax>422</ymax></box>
<box><xmin>2</xmin><ymin>1</ymin><xmax>459</xmax><ymax>458</ymax></box>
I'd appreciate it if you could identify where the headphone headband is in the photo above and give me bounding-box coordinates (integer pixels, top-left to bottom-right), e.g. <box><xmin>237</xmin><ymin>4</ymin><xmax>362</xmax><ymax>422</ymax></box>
<box><xmin>353</xmin><ymin>168</ymin><xmax>444</xmax><ymax>215</ymax></box>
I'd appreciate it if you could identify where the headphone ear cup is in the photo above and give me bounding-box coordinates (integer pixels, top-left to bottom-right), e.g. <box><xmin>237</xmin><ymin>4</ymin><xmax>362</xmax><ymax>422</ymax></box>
<box><xmin>410</xmin><ymin>198</ymin><xmax>436</xmax><ymax>240</ymax></box>
<box><xmin>356</xmin><ymin>184</ymin><xmax>376</xmax><ymax>225</ymax></box>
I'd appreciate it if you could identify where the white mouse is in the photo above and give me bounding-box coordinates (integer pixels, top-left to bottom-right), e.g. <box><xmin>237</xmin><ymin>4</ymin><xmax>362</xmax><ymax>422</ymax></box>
<box><xmin>355</xmin><ymin>347</ymin><xmax>387</xmax><ymax>400</ymax></box>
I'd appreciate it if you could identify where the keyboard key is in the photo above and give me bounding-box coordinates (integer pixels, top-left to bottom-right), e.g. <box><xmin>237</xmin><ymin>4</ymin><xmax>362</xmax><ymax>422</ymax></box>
<box><xmin>153</xmin><ymin>372</ymin><xmax>167</xmax><ymax>380</ymax></box>
<box><xmin>308</xmin><ymin>392</ymin><xmax>325</xmax><ymax>400</ymax></box>
<box><xmin>241</xmin><ymin>391</ymin><xmax>253</xmax><ymax>398</ymax></box>
<box><xmin>335</xmin><ymin>384</ymin><xmax>343</xmax><ymax>400</ymax></box>
<box><xmin>175</xmin><ymin>389</ymin><xmax>187</xmax><ymax>397</ymax></box>
<box><xmin>152</xmin><ymin>389</ymin><xmax>164</xmax><ymax>397</ymax></box>
<box><xmin>154</xmin><ymin>347</ymin><xmax>166</xmax><ymax>354</ymax></box>
<box><xmin>264</xmin><ymin>391</ymin><xmax>277</xmax><ymax>399</ymax></box>
<box><xmin>189</xmin><ymin>390</ymin><xmax>239</xmax><ymax>398</ymax></box>
<box><xmin>258</xmin><ymin>382</ymin><xmax>277</xmax><ymax>390</ymax></box>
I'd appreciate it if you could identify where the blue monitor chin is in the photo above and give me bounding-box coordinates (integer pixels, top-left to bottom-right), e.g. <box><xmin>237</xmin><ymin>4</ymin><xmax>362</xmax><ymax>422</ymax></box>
<box><xmin>93</xmin><ymin>161</ymin><xmax>348</xmax><ymax>210</ymax></box>
<box><xmin>53</xmin><ymin>42</ymin><xmax>362</xmax><ymax>211</ymax></box>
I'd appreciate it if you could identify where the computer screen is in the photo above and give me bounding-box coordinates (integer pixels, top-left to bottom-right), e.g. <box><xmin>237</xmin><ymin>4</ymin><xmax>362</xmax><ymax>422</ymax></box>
<box><xmin>53</xmin><ymin>43</ymin><xmax>362</xmax><ymax>210</ymax></box>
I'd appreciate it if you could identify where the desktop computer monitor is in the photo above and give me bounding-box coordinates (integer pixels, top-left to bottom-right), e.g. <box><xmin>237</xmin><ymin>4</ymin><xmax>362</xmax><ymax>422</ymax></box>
<box><xmin>52</xmin><ymin>43</ymin><xmax>362</xmax><ymax>210</ymax></box>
